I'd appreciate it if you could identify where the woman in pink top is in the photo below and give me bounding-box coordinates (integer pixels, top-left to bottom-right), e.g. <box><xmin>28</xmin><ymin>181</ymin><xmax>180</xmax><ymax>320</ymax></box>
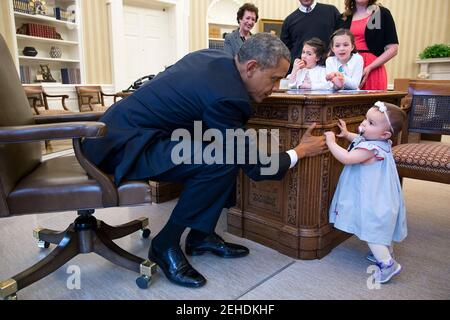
<box><xmin>340</xmin><ymin>0</ymin><xmax>399</xmax><ymax>90</ymax></box>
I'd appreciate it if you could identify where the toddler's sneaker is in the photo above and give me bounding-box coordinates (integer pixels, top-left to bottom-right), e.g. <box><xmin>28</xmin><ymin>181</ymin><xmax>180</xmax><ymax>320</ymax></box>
<box><xmin>366</xmin><ymin>251</ymin><xmax>394</xmax><ymax>263</ymax></box>
<box><xmin>374</xmin><ymin>259</ymin><xmax>402</xmax><ymax>284</ymax></box>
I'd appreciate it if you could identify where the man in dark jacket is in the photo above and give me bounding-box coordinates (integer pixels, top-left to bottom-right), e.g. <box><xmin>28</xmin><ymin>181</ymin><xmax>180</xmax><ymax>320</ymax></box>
<box><xmin>82</xmin><ymin>33</ymin><xmax>326</xmax><ymax>288</ymax></box>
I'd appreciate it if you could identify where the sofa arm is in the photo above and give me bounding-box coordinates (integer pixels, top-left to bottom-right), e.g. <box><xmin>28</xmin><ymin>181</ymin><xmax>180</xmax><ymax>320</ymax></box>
<box><xmin>0</xmin><ymin>122</ymin><xmax>106</xmax><ymax>144</ymax></box>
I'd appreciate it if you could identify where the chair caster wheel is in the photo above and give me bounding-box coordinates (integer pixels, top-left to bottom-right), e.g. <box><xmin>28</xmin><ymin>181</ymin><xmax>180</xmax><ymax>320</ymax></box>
<box><xmin>136</xmin><ymin>275</ymin><xmax>151</xmax><ymax>289</ymax></box>
<box><xmin>140</xmin><ymin>228</ymin><xmax>151</xmax><ymax>239</ymax></box>
<box><xmin>4</xmin><ymin>294</ymin><xmax>17</xmax><ymax>300</ymax></box>
<box><xmin>37</xmin><ymin>240</ymin><xmax>50</xmax><ymax>249</ymax></box>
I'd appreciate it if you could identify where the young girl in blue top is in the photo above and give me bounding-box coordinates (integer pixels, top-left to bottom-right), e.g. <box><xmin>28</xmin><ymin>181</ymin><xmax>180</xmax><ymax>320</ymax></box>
<box><xmin>326</xmin><ymin>28</ymin><xmax>364</xmax><ymax>90</ymax></box>
<box><xmin>324</xmin><ymin>101</ymin><xmax>407</xmax><ymax>284</ymax></box>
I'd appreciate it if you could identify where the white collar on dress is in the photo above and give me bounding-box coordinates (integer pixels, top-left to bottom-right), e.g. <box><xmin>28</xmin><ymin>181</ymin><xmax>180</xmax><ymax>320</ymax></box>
<box><xmin>298</xmin><ymin>1</ymin><xmax>317</xmax><ymax>13</ymax></box>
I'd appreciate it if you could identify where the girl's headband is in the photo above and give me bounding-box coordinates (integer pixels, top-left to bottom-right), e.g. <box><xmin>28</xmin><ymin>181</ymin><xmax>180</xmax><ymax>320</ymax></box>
<box><xmin>374</xmin><ymin>101</ymin><xmax>394</xmax><ymax>134</ymax></box>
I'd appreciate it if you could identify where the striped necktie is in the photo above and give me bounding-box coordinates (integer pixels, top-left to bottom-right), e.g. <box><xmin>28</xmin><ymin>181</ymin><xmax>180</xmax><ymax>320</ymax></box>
<box><xmin>306</xmin><ymin>6</ymin><xmax>312</xmax><ymax>13</ymax></box>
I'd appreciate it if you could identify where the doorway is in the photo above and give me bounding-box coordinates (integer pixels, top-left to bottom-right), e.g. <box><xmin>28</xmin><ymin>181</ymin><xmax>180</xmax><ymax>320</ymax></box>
<box><xmin>123</xmin><ymin>3</ymin><xmax>174</xmax><ymax>87</ymax></box>
<box><xmin>107</xmin><ymin>0</ymin><xmax>189</xmax><ymax>92</ymax></box>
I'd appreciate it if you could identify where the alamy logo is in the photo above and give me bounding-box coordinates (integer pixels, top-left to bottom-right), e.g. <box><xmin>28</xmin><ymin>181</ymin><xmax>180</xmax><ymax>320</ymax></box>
<box><xmin>66</xmin><ymin>265</ymin><xmax>81</xmax><ymax>290</ymax></box>
<box><xmin>171</xmin><ymin>121</ymin><xmax>280</xmax><ymax>175</ymax></box>
<box><xmin>367</xmin><ymin>5</ymin><xmax>381</xmax><ymax>30</ymax></box>
<box><xmin>366</xmin><ymin>265</ymin><xmax>381</xmax><ymax>290</ymax></box>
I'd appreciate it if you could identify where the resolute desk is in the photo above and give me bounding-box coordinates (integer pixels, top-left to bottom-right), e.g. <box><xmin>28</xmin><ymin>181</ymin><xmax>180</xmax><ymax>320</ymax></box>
<box><xmin>228</xmin><ymin>90</ymin><xmax>407</xmax><ymax>259</ymax></box>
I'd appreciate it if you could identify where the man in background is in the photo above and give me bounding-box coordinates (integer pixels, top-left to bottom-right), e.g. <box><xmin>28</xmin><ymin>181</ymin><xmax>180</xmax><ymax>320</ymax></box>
<box><xmin>281</xmin><ymin>0</ymin><xmax>340</xmax><ymax>72</ymax></box>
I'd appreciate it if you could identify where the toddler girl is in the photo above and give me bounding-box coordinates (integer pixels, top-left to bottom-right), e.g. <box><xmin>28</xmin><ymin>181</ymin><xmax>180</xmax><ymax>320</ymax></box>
<box><xmin>326</xmin><ymin>28</ymin><xmax>364</xmax><ymax>90</ymax></box>
<box><xmin>324</xmin><ymin>101</ymin><xmax>407</xmax><ymax>284</ymax></box>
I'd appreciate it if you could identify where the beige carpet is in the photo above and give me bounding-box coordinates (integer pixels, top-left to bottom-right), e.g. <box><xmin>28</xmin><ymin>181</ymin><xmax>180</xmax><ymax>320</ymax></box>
<box><xmin>0</xmin><ymin>178</ymin><xmax>448</xmax><ymax>300</ymax></box>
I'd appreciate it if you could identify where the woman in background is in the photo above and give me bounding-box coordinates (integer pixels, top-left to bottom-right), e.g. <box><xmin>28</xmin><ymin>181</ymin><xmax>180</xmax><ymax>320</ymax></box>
<box><xmin>340</xmin><ymin>0</ymin><xmax>399</xmax><ymax>90</ymax></box>
<box><xmin>224</xmin><ymin>3</ymin><xmax>259</xmax><ymax>57</ymax></box>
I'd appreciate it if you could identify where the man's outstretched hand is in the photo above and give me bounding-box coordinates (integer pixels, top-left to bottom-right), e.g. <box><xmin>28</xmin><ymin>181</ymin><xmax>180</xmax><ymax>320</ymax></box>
<box><xmin>294</xmin><ymin>123</ymin><xmax>327</xmax><ymax>158</ymax></box>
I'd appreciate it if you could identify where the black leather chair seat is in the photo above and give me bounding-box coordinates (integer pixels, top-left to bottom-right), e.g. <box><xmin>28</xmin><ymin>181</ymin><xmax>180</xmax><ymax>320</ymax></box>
<box><xmin>7</xmin><ymin>156</ymin><xmax>150</xmax><ymax>215</ymax></box>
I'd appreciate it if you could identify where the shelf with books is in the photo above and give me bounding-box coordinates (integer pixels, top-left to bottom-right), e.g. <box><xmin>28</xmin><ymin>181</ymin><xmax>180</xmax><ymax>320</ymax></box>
<box><xmin>208</xmin><ymin>23</ymin><xmax>235</xmax><ymax>50</ymax></box>
<box><xmin>9</xmin><ymin>0</ymin><xmax>84</xmax><ymax>85</ymax></box>
<box><xmin>14</xmin><ymin>11</ymin><xmax>78</xmax><ymax>28</ymax></box>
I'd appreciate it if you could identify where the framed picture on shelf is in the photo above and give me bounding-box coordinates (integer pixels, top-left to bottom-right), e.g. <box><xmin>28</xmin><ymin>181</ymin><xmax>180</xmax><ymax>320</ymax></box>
<box><xmin>259</xmin><ymin>19</ymin><xmax>283</xmax><ymax>38</ymax></box>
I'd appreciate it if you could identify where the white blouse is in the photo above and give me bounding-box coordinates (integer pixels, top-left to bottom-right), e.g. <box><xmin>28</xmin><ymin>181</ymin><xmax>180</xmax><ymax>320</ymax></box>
<box><xmin>287</xmin><ymin>65</ymin><xmax>332</xmax><ymax>90</ymax></box>
<box><xmin>325</xmin><ymin>53</ymin><xmax>364</xmax><ymax>90</ymax></box>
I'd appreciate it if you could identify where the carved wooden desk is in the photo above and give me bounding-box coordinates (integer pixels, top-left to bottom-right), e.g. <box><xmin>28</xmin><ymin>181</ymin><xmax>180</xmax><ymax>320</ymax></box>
<box><xmin>227</xmin><ymin>90</ymin><xmax>407</xmax><ymax>259</ymax></box>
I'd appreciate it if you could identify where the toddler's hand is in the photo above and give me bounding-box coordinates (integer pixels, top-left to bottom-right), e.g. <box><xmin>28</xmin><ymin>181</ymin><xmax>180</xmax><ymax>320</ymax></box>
<box><xmin>324</xmin><ymin>131</ymin><xmax>336</xmax><ymax>144</ymax></box>
<box><xmin>336</xmin><ymin>119</ymin><xmax>348</xmax><ymax>138</ymax></box>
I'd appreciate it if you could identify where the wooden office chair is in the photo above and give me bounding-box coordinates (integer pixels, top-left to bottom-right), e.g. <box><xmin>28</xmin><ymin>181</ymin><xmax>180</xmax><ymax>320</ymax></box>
<box><xmin>23</xmin><ymin>85</ymin><xmax>71</xmax><ymax>116</ymax></box>
<box><xmin>75</xmin><ymin>86</ymin><xmax>119</xmax><ymax>112</ymax></box>
<box><xmin>23</xmin><ymin>85</ymin><xmax>72</xmax><ymax>151</ymax></box>
<box><xmin>392</xmin><ymin>82</ymin><xmax>450</xmax><ymax>184</ymax></box>
<box><xmin>0</xmin><ymin>35</ymin><xmax>156</xmax><ymax>300</ymax></box>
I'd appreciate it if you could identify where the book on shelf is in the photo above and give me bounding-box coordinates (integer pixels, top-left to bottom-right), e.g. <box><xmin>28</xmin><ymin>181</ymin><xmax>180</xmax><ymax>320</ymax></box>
<box><xmin>54</xmin><ymin>7</ymin><xmax>76</xmax><ymax>22</ymax></box>
<box><xmin>19</xmin><ymin>65</ymin><xmax>31</xmax><ymax>84</ymax></box>
<box><xmin>13</xmin><ymin>0</ymin><xmax>33</xmax><ymax>14</ymax></box>
<box><xmin>61</xmin><ymin>67</ymin><xmax>81</xmax><ymax>84</ymax></box>
<box><xmin>17</xmin><ymin>23</ymin><xmax>61</xmax><ymax>40</ymax></box>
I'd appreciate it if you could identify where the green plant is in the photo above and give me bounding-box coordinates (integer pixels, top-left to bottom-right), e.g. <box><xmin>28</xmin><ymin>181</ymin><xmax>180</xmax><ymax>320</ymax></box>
<box><xmin>419</xmin><ymin>44</ymin><xmax>450</xmax><ymax>59</ymax></box>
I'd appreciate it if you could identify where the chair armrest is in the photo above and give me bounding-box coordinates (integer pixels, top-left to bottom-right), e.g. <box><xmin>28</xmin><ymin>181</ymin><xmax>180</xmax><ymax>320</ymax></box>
<box><xmin>34</xmin><ymin>111</ymin><xmax>104</xmax><ymax>124</ymax></box>
<box><xmin>0</xmin><ymin>122</ymin><xmax>106</xmax><ymax>144</ymax></box>
<box><xmin>100</xmin><ymin>90</ymin><xmax>120</xmax><ymax>103</ymax></box>
<box><xmin>116</xmin><ymin>91</ymin><xmax>133</xmax><ymax>98</ymax></box>
<box><xmin>101</xmin><ymin>91</ymin><xmax>118</xmax><ymax>97</ymax></box>
<box><xmin>43</xmin><ymin>93</ymin><xmax>69</xmax><ymax>99</ymax></box>
<box><xmin>72</xmin><ymin>138</ymin><xmax>118</xmax><ymax>206</ymax></box>
<box><xmin>43</xmin><ymin>92</ymin><xmax>70</xmax><ymax>110</ymax></box>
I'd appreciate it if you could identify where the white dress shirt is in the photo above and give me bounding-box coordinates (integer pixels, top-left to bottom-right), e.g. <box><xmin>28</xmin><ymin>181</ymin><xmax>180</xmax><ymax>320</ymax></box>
<box><xmin>299</xmin><ymin>1</ymin><xmax>317</xmax><ymax>13</ymax></box>
<box><xmin>287</xmin><ymin>65</ymin><xmax>333</xmax><ymax>90</ymax></box>
<box><xmin>286</xmin><ymin>150</ymin><xmax>298</xmax><ymax>168</ymax></box>
<box><xmin>325</xmin><ymin>53</ymin><xmax>364</xmax><ymax>90</ymax></box>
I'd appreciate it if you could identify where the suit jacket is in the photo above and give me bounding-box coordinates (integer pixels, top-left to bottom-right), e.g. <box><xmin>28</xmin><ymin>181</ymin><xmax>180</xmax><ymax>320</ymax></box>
<box><xmin>223</xmin><ymin>29</ymin><xmax>245</xmax><ymax>57</ymax></box>
<box><xmin>82</xmin><ymin>50</ymin><xmax>291</xmax><ymax>185</ymax></box>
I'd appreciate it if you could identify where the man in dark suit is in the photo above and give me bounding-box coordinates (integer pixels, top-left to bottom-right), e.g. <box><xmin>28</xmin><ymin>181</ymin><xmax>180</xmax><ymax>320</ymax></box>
<box><xmin>82</xmin><ymin>33</ymin><xmax>326</xmax><ymax>288</ymax></box>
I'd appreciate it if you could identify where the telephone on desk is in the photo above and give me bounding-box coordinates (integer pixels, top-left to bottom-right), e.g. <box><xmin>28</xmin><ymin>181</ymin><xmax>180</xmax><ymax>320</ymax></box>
<box><xmin>122</xmin><ymin>75</ymin><xmax>155</xmax><ymax>94</ymax></box>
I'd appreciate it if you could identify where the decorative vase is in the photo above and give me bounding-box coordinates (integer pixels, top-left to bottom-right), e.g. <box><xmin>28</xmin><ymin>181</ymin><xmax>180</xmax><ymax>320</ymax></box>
<box><xmin>49</xmin><ymin>46</ymin><xmax>62</xmax><ymax>59</ymax></box>
<box><xmin>23</xmin><ymin>46</ymin><xmax>38</xmax><ymax>57</ymax></box>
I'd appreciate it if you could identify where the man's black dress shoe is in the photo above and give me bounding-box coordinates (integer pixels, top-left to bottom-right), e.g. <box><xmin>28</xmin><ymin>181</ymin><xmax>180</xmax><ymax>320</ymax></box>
<box><xmin>148</xmin><ymin>244</ymin><xmax>206</xmax><ymax>288</ymax></box>
<box><xmin>185</xmin><ymin>232</ymin><xmax>249</xmax><ymax>258</ymax></box>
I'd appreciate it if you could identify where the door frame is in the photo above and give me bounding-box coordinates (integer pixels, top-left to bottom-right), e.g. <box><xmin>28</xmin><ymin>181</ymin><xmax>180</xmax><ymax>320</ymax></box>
<box><xmin>106</xmin><ymin>0</ymin><xmax>189</xmax><ymax>91</ymax></box>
